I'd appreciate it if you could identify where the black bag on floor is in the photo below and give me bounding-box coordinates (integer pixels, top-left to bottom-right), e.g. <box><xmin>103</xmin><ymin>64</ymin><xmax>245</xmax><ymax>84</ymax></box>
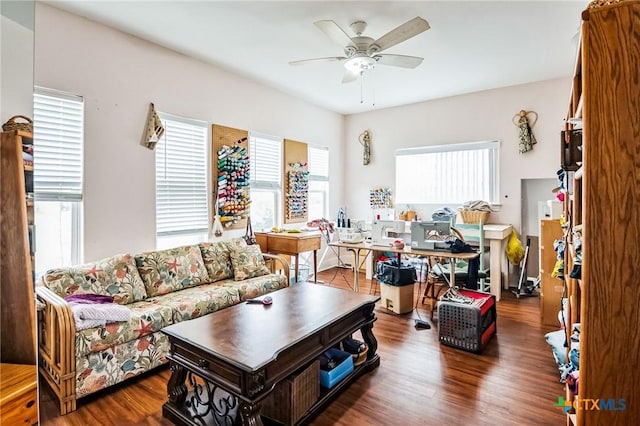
<box><xmin>376</xmin><ymin>260</ymin><xmax>417</xmax><ymax>286</ymax></box>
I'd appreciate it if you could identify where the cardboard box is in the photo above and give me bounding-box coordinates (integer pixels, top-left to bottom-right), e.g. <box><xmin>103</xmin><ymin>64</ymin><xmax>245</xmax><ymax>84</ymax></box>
<box><xmin>380</xmin><ymin>282</ymin><xmax>414</xmax><ymax>314</ymax></box>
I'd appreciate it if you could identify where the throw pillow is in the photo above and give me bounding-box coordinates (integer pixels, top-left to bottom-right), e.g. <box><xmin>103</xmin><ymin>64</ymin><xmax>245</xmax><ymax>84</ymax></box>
<box><xmin>135</xmin><ymin>245</ymin><xmax>210</xmax><ymax>297</ymax></box>
<box><xmin>229</xmin><ymin>244</ymin><xmax>271</xmax><ymax>281</ymax></box>
<box><xmin>199</xmin><ymin>241</ymin><xmax>234</xmax><ymax>282</ymax></box>
<box><xmin>42</xmin><ymin>253</ymin><xmax>147</xmax><ymax>304</ymax></box>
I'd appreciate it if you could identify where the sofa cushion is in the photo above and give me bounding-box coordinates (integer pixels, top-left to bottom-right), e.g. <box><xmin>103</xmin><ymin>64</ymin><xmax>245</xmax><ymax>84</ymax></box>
<box><xmin>75</xmin><ymin>299</ymin><xmax>174</xmax><ymax>357</ymax></box>
<box><xmin>229</xmin><ymin>244</ymin><xmax>271</xmax><ymax>281</ymax></box>
<box><xmin>219</xmin><ymin>274</ymin><xmax>288</xmax><ymax>301</ymax></box>
<box><xmin>135</xmin><ymin>245</ymin><xmax>210</xmax><ymax>297</ymax></box>
<box><xmin>76</xmin><ymin>331</ymin><xmax>170</xmax><ymax>398</ymax></box>
<box><xmin>42</xmin><ymin>253</ymin><xmax>147</xmax><ymax>305</ymax></box>
<box><xmin>150</xmin><ymin>283</ymin><xmax>241</xmax><ymax>323</ymax></box>
<box><xmin>198</xmin><ymin>239</ymin><xmax>241</xmax><ymax>282</ymax></box>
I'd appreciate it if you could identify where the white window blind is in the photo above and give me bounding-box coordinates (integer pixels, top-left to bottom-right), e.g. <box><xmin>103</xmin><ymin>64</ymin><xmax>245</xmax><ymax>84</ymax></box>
<box><xmin>308</xmin><ymin>145</ymin><xmax>329</xmax><ymax>220</ymax></box>
<box><xmin>33</xmin><ymin>89</ymin><xmax>84</xmax><ymax>201</ymax></box>
<box><xmin>395</xmin><ymin>140</ymin><xmax>499</xmax><ymax>204</ymax></box>
<box><xmin>308</xmin><ymin>146</ymin><xmax>329</xmax><ymax>179</ymax></box>
<box><xmin>249</xmin><ymin>132</ymin><xmax>282</xmax><ymax>189</ymax></box>
<box><xmin>156</xmin><ymin>114</ymin><xmax>208</xmax><ymax>236</ymax></box>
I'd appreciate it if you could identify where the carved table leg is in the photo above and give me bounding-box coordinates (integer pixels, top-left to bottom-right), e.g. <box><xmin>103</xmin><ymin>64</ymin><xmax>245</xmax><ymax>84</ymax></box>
<box><xmin>167</xmin><ymin>362</ymin><xmax>188</xmax><ymax>406</ymax></box>
<box><xmin>360</xmin><ymin>304</ymin><xmax>380</xmax><ymax>367</ymax></box>
<box><xmin>238</xmin><ymin>401</ymin><xmax>263</xmax><ymax>426</ymax></box>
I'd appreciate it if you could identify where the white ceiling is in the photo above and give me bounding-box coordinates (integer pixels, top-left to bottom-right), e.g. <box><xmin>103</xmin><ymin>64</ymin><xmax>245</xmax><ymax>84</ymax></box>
<box><xmin>47</xmin><ymin>1</ymin><xmax>587</xmax><ymax>115</ymax></box>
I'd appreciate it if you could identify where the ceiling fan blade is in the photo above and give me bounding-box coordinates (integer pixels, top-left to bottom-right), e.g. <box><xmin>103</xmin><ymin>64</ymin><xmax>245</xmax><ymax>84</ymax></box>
<box><xmin>375</xmin><ymin>54</ymin><xmax>424</xmax><ymax>69</ymax></box>
<box><xmin>289</xmin><ymin>57</ymin><xmax>346</xmax><ymax>66</ymax></box>
<box><xmin>370</xmin><ymin>17</ymin><xmax>430</xmax><ymax>53</ymax></box>
<box><xmin>342</xmin><ymin>70</ymin><xmax>359</xmax><ymax>84</ymax></box>
<box><xmin>314</xmin><ymin>20</ymin><xmax>357</xmax><ymax>49</ymax></box>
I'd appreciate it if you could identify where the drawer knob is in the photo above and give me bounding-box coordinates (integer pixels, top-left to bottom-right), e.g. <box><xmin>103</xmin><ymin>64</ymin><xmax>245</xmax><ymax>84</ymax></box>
<box><xmin>198</xmin><ymin>359</ymin><xmax>208</xmax><ymax>369</ymax></box>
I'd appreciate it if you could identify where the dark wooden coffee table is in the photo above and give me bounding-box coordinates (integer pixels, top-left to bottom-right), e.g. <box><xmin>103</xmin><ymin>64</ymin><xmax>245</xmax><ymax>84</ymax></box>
<box><xmin>162</xmin><ymin>283</ymin><xmax>380</xmax><ymax>426</ymax></box>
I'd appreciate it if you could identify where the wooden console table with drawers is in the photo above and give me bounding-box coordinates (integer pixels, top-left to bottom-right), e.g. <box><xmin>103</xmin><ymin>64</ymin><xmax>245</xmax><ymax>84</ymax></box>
<box><xmin>255</xmin><ymin>231</ymin><xmax>321</xmax><ymax>283</ymax></box>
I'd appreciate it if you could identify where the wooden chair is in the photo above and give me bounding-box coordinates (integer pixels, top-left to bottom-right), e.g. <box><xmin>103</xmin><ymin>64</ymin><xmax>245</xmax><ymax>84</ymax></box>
<box><xmin>451</xmin><ymin>222</ymin><xmax>490</xmax><ymax>292</ymax></box>
<box><xmin>421</xmin><ymin>224</ymin><xmax>489</xmax><ymax>319</ymax></box>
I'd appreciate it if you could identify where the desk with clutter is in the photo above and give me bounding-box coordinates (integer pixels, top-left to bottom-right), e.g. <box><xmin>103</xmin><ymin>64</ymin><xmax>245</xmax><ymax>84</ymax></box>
<box><xmin>329</xmin><ymin>212</ymin><xmax>512</xmax><ymax>301</ymax></box>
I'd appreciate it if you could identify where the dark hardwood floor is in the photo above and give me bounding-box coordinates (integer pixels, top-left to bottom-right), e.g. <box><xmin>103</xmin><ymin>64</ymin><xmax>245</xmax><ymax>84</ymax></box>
<box><xmin>40</xmin><ymin>269</ymin><xmax>566</xmax><ymax>425</ymax></box>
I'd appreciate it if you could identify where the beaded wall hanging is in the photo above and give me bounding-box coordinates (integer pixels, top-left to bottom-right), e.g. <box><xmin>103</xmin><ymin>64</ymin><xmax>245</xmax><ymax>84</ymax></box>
<box><xmin>286</xmin><ymin>162</ymin><xmax>309</xmax><ymax>220</ymax></box>
<box><xmin>370</xmin><ymin>187</ymin><xmax>393</xmax><ymax>209</ymax></box>
<box><xmin>216</xmin><ymin>138</ymin><xmax>250</xmax><ymax>227</ymax></box>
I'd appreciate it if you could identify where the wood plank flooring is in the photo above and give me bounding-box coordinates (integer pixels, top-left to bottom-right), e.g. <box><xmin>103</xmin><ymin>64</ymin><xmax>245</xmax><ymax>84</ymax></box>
<box><xmin>39</xmin><ymin>269</ymin><xmax>566</xmax><ymax>425</ymax></box>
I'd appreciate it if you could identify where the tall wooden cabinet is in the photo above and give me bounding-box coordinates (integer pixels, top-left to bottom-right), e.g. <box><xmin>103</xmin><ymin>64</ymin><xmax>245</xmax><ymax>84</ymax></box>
<box><xmin>539</xmin><ymin>219</ymin><xmax>563</xmax><ymax>327</ymax></box>
<box><xmin>562</xmin><ymin>1</ymin><xmax>640</xmax><ymax>424</ymax></box>
<box><xmin>1</xmin><ymin>129</ymin><xmax>36</xmax><ymax>363</ymax></box>
<box><xmin>0</xmin><ymin>129</ymin><xmax>38</xmax><ymax>424</ymax></box>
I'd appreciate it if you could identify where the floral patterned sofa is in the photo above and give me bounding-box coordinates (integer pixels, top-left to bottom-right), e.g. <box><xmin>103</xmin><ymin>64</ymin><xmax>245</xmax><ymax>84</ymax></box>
<box><xmin>36</xmin><ymin>238</ymin><xmax>289</xmax><ymax>415</ymax></box>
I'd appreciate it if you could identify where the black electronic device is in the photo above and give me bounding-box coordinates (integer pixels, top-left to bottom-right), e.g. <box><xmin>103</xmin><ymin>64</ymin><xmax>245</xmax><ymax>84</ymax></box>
<box><xmin>414</xmin><ymin>319</ymin><xmax>431</xmax><ymax>329</ymax></box>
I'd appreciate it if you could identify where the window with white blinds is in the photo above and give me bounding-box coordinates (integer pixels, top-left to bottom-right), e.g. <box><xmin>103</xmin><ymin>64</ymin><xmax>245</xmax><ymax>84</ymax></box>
<box><xmin>33</xmin><ymin>87</ymin><xmax>84</xmax><ymax>271</ymax></box>
<box><xmin>249</xmin><ymin>132</ymin><xmax>282</xmax><ymax>230</ymax></box>
<box><xmin>308</xmin><ymin>146</ymin><xmax>329</xmax><ymax>179</ymax></box>
<box><xmin>156</xmin><ymin>114</ymin><xmax>208</xmax><ymax>236</ymax></box>
<box><xmin>308</xmin><ymin>145</ymin><xmax>329</xmax><ymax>219</ymax></box>
<box><xmin>249</xmin><ymin>132</ymin><xmax>282</xmax><ymax>189</ymax></box>
<box><xmin>33</xmin><ymin>89</ymin><xmax>84</xmax><ymax>201</ymax></box>
<box><xmin>395</xmin><ymin>140</ymin><xmax>500</xmax><ymax>204</ymax></box>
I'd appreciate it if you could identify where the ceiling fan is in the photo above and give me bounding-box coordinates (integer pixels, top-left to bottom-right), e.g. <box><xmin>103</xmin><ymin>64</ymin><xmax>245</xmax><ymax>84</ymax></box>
<box><xmin>290</xmin><ymin>17</ymin><xmax>430</xmax><ymax>83</ymax></box>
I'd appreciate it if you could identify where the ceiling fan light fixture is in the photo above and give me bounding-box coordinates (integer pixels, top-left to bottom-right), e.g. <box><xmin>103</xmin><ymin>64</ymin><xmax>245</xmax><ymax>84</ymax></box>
<box><xmin>344</xmin><ymin>55</ymin><xmax>377</xmax><ymax>73</ymax></box>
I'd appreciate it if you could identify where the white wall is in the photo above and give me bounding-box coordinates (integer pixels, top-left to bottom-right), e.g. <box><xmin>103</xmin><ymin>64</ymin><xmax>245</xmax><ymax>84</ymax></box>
<box><xmin>34</xmin><ymin>3</ymin><xmax>571</xmax><ymax>265</ymax></box>
<box><xmin>34</xmin><ymin>4</ymin><xmax>344</xmax><ymax>262</ymax></box>
<box><xmin>343</xmin><ymin>78</ymin><xmax>570</xmax><ymax>233</ymax></box>
<box><xmin>1</xmin><ymin>1</ymin><xmax>34</xmax><ymax>124</ymax></box>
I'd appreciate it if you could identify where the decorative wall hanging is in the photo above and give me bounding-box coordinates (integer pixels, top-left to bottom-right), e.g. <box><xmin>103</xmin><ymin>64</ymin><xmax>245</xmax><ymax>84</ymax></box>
<box><xmin>512</xmin><ymin>109</ymin><xmax>538</xmax><ymax>154</ymax></box>
<box><xmin>141</xmin><ymin>103</ymin><xmax>165</xmax><ymax>150</ymax></box>
<box><xmin>358</xmin><ymin>129</ymin><xmax>371</xmax><ymax>165</ymax></box>
<box><xmin>2</xmin><ymin>115</ymin><xmax>33</xmax><ymax>132</ymax></box>
<box><xmin>283</xmin><ymin>139</ymin><xmax>309</xmax><ymax>224</ymax></box>
<box><xmin>370</xmin><ymin>187</ymin><xmax>393</xmax><ymax>209</ymax></box>
<box><xmin>216</xmin><ymin>138</ymin><xmax>250</xmax><ymax>227</ymax></box>
<box><xmin>286</xmin><ymin>162</ymin><xmax>309</xmax><ymax>220</ymax></box>
<box><xmin>211</xmin><ymin>201</ymin><xmax>224</xmax><ymax>238</ymax></box>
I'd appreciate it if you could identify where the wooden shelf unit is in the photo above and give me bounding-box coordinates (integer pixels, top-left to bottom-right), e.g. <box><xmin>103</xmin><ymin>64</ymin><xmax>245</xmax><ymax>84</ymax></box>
<box><xmin>562</xmin><ymin>1</ymin><xmax>640</xmax><ymax>424</ymax></box>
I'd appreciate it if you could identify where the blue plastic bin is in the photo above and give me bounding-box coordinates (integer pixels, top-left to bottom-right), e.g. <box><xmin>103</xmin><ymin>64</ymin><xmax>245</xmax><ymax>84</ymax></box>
<box><xmin>319</xmin><ymin>348</ymin><xmax>354</xmax><ymax>389</ymax></box>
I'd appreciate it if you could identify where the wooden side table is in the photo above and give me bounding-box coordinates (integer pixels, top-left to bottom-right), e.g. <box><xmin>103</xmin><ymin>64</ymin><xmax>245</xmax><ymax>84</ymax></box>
<box><xmin>255</xmin><ymin>232</ymin><xmax>321</xmax><ymax>283</ymax></box>
<box><xmin>0</xmin><ymin>363</ymin><xmax>38</xmax><ymax>426</ymax></box>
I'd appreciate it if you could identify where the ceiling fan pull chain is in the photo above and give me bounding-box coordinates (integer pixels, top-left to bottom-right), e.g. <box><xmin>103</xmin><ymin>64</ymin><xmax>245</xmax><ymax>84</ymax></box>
<box><xmin>372</xmin><ymin>83</ymin><xmax>376</xmax><ymax>107</ymax></box>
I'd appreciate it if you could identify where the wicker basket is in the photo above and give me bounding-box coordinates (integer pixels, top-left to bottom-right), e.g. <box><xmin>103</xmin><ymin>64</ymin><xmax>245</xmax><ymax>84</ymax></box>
<box><xmin>261</xmin><ymin>360</ymin><xmax>319</xmax><ymax>424</ymax></box>
<box><xmin>2</xmin><ymin>115</ymin><xmax>33</xmax><ymax>133</ymax></box>
<box><xmin>459</xmin><ymin>210</ymin><xmax>490</xmax><ymax>224</ymax></box>
<box><xmin>351</xmin><ymin>344</ymin><xmax>369</xmax><ymax>367</ymax></box>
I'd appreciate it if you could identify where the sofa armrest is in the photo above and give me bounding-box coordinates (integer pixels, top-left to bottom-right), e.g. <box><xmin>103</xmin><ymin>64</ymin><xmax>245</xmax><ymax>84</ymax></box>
<box><xmin>262</xmin><ymin>253</ymin><xmax>291</xmax><ymax>284</ymax></box>
<box><xmin>35</xmin><ymin>286</ymin><xmax>77</xmax><ymax>414</ymax></box>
